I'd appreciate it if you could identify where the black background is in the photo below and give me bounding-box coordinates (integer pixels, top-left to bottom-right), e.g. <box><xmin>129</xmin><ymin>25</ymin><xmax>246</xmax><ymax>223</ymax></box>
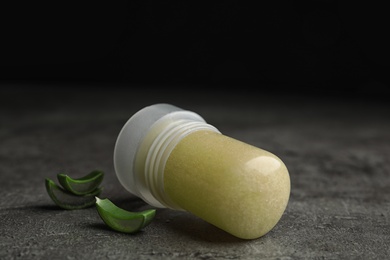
<box><xmin>1</xmin><ymin>1</ymin><xmax>389</xmax><ymax>99</ymax></box>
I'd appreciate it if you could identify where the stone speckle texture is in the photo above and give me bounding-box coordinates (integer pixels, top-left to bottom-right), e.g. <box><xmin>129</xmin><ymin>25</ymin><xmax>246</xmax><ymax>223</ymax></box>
<box><xmin>1</xmin><ymin>85</ymin><xmax>389</xmax><ymax>259</ymax></box>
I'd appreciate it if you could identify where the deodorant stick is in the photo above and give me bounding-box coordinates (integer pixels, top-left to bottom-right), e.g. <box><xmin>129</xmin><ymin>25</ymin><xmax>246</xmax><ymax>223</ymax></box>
<box><xmin>114</xmin><ymin>103</ymin><xmax>290</xmax><ymax>239</ymax></box>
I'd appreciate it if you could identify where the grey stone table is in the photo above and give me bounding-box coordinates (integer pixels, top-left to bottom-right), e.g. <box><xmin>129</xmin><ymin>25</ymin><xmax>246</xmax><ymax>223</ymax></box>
<box><xmin>1</xmin><ymin>85</ymin><xmax>389</xmax><ymax>259</ymax></box>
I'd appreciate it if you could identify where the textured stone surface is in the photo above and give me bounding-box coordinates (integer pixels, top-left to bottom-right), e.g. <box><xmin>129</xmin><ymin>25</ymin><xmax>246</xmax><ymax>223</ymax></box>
<box><xmin>1</xmin><ymin>85</ymin><xmax>389</xmax><ymax>259</ymax></box>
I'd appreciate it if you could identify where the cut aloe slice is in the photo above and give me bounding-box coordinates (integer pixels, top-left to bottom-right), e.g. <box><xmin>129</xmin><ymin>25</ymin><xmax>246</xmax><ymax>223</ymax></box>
<box><xmin>57</xmin><ymin>170</ymin><xmax>104</xmax><ymax>195</ymax></box>
<box><xmin>45</xmin><ymin>178</ymin><xmax>102</xmax><ymax>210</ymax></box>
<box><xmin>95</xmin><ymin>197</ymin><xmax>156</xmax><ymax>234</ymax></box>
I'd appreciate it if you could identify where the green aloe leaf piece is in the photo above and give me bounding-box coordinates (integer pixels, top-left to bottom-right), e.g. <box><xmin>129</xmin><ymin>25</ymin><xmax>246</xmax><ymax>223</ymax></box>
<box><xmin>95</xmin><ymin>197</ymin><xmax>156</xmax><ymax>234</ymax></box>
<box><xmin>57</xmin><ymin>170</ymin><xmax>104</xmax><ymax>195</ymax></box>
<box><xmin>45</xmin><ymin>178</ymin><xmax>102</xmax><ymax>210</ymax></box>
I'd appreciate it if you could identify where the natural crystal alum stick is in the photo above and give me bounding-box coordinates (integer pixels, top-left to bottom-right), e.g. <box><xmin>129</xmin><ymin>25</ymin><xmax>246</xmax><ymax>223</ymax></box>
<box><xmin>114</xmin><ymin>103</ymin><xmax>290</xmax><ymax>239</ymax></box>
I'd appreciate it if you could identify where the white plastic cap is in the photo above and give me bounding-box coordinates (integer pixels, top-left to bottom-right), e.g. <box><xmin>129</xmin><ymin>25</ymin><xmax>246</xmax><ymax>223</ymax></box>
<box><xmin>113</xmin><ymin>103</ymin><xmax>217</xmax><ymax>208</ymax></box>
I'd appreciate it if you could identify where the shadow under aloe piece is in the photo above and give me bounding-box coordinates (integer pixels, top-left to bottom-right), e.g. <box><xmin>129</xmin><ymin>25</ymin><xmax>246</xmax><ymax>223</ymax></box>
<box><xmin>95</xmin><ymin>197</ymin><xmax>156</xmax><ymax>234</ymax></box>
<box><xmin>45</xmin><ymin>178</ymin><xmax>102</xmax><ymax>210</ymax></box>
